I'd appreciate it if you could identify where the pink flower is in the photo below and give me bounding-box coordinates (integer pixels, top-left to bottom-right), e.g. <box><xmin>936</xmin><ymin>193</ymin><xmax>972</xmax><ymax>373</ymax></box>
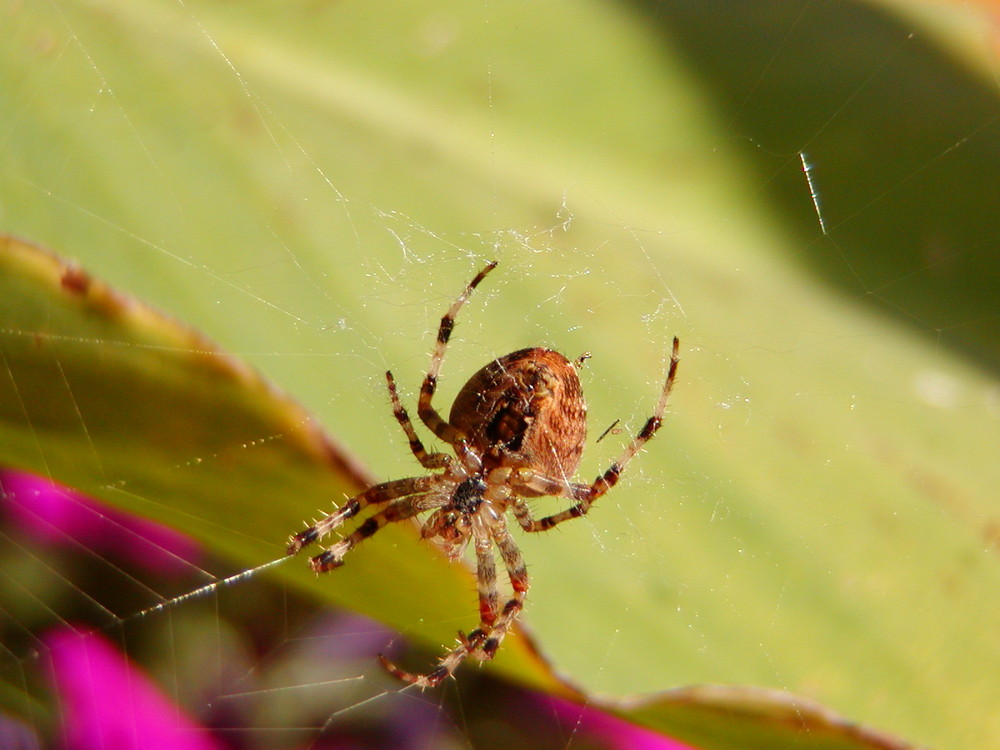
<box><xmin>1</xmin><ymin>470</ymin><xmax>199</xmax><ymax>575</ymax></box>
<box><xmin>548</xmin><ymin>694</ymin><xmax>700</xmax><ymax>750</ymax></box>
<box><xmin>45</xmin><ymin>627</ymin><xmax>223</xmax><ymax>750</ymax></box>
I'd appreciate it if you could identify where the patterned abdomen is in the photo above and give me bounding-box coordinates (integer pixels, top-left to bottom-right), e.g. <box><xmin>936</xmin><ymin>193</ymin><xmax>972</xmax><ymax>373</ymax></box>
<box><xmin>449</xmin><ymin>348</ymin><xmax>587</xmax><ymax>483</ymax></box>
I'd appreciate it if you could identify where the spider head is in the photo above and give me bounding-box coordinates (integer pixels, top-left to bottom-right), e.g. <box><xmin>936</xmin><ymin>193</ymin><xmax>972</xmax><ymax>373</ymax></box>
<box><xmin>422</xmin><ymin>477</ymin><xmax>487</xmax><ymax>561</ymax></box>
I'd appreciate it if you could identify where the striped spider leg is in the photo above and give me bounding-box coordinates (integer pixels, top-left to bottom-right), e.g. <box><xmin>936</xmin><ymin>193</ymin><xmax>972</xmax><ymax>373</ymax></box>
<box><xmin>288</xmin><ymin>262</ymin><xmax>680</xmax><ymax>688</ymax></box>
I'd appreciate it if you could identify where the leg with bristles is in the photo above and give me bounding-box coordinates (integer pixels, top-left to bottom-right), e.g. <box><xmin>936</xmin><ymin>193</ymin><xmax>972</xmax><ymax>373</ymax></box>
<box><xmin>386</xmin><ymin>370</ymin><xmax>451</xmax><ymax>469</ymax></box>
<box><xmin>511</xmin><ymin>336</ymin><xmax>680</xmax><ymax>533</ymax></box>
<box><xmin>475</xmin><ymin>522</ymin><xmax>529</xmax><ymax>661</ymax></box>
<box><xmin>379</xmin><ymin>522</ymin><xmax>526</xmax><ymax>688</ymax></box>
<box><xmin>287</xmin><ymin>476</ymin><xmax>436</xmax><ymax>555</ymax></box>
<box><xmin>417</xmin><ymin>262</ymin><xmax>497</xmax><ymax>445</ymax></box>
<box><xmin>474</xmin><ymin>535</ymin><xmax>499</xmax><ymax>626</ymax></box>
<box><xmin>308</xmin><ymin>496</ymin><xmax>429</xmax><ymax>572</ymax></box>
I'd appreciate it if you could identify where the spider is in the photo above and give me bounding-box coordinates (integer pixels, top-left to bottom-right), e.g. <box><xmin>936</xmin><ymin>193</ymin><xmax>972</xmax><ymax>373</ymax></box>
<box><xmin>288</xmin><ymin>262</ymin><xmax>680</xmax><ymax>688</ymax></box>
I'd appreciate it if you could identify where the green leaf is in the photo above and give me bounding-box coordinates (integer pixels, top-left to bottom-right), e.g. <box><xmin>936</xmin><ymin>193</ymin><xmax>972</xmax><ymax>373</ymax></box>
<box><xmin>0</xmin><ymin>235</ymin><xmax>555</xmax><ymax>688</ymax></box>
<box><xmin>3</xmin><ymin>0</ymin><xmax>1000</xmax><ymax>748</ymax></box>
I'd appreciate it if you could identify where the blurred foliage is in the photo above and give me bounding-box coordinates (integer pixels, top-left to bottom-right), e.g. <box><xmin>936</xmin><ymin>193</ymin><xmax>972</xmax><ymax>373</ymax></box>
<box><xmin>2</xmin><ymin>0</ymin><xmax>1000</xmax><ymax>748</ymax></box>
<box><xmin>640</xmin><ymin>0</ymin><xmax>1000</xmax><ymax>371</ymax></box>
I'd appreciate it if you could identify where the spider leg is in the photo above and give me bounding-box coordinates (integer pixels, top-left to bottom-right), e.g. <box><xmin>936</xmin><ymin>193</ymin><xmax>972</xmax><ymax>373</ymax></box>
<box><xmin>478</xmin><ymin>522</ymin><xmax>529</xmax><ymax>660</ymax></box>
<box><xmin>287</xmin><ymin>476</ymin><xmax>437</xmax><ymax>555</ymax></box>
<box><xmin>417</xmin><ymin>262</ymin><xmax>497</xmax><ymax>447</ymax></box>
<box><xmin>385</xmin><ymin>370</ymin><xmax>451</xmax><ymax>469</ymax></box>
<box><xmin>379</xmin><ymin>522</ymin><xmax>525</xmax><ymax>688</ymax></box>
<box><xmin>507</xmin><ymin>476</ymin><xmax>595</xmax><ymax>532</ymax></box>
<box><xmin>307</xmin><ymin>495</ymin><xmax>429</xmax><ymax>572</ymax></box>
<box><xmin>474</xmin><ymin>534</ymin><xmax>499</xmax><ymax>625</ymax></box>
<box><xmin>510</xmin><ymin>497</ymin><xmax>543</xmax><ymax>532</ymax></box>
<box><xmin>511</xmin><ymin>336</ymin><xmax>679</xmax><ymax>533</ymax></box>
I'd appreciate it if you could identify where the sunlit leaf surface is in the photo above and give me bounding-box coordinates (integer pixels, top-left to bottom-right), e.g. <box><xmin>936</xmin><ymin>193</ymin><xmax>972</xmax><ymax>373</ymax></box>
<box><xmin>0</xmin><ymin>235</ymin><xmax>551</xmax><ymax>679</ymax></box>
<box><xmin>3</xmin><ymin>0</ymin><xmax>1000</xmax><ymax>747</ymax></box>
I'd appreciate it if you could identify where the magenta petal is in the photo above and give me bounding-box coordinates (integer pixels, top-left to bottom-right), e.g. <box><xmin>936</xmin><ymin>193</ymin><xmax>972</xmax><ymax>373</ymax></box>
<box><xmin>1</xmin><ymin>470</ymin><xmax>199</xmax><ymax>575</ymax></box>
<box><xmin>550</xmin><ymin>695</ymin><xmax>700</xmax><ymax>750</ymax></box>
<box><xmin>45</xmin><ymin>627</ymin><xmax>222</xmax><ymax>750</ymax></box>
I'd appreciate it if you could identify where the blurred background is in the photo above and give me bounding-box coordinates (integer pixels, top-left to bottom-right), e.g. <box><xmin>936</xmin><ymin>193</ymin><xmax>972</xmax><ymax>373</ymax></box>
<box><xmin>2</xmin><ymin>0</ymin><xmax>1000</xmax><ymax>748</ymax></box>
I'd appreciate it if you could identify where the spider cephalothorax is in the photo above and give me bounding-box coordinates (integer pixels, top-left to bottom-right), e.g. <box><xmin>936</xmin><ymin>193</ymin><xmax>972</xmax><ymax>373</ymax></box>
<box><xmin>288</xmin><ymin>262</ymin><xmax>679</xmax><ymax>687</ymax></box>
<box><xmin>421</xmin><ymin>476</ymin><xmax>487</xmax><ymax>560</ymax></box>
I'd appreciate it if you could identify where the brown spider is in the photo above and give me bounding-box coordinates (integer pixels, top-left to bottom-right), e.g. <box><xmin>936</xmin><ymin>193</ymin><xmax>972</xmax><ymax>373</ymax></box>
<box><xmin>288</xmin><ymin>262</ymin><xmax>679</xmax><ymax>688</ymax></box>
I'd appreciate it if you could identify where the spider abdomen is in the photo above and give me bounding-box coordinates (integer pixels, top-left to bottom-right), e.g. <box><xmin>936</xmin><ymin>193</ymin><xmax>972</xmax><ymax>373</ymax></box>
<box><xmin>449</xmin><ymin>347</ymin><xmax>587</xmax><ymax>483</ymax></box>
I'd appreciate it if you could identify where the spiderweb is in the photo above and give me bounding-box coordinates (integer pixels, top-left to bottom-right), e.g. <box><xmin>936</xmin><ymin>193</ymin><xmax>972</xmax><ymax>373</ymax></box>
<box><xmin>2</xmin><ymin>1</ymin><xmax>1000</xmax><ymax>748</ymax></box>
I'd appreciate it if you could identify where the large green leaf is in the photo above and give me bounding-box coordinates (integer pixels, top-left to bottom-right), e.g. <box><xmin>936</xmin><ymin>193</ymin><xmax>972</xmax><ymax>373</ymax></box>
<box><xmin>0</xmin><ymin>235</ymin><xmax>923</xmax><ymax>750</ymax></box>
<box><xmin>2</xmin><ymin>0</ymin><xmax>999</xmax><ymax>748</ymax></box>
<box><xmin>0</xmin><ymin>235</ymin><xmax>518</xmax><ymax>668</ymax></box>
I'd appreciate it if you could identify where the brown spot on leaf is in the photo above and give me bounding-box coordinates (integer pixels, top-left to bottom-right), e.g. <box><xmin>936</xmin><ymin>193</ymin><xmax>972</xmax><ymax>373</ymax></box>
<box><xmin>60</xmin><ymin>267</ymin><xmax>91</xmax><ymax>295</ymax></box>
<box><xmin>983</xmin><ymin>521</ymin><xmax>1000</xmax><ymax>555</ymax></box>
